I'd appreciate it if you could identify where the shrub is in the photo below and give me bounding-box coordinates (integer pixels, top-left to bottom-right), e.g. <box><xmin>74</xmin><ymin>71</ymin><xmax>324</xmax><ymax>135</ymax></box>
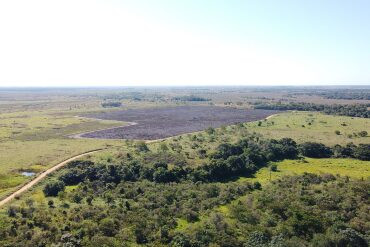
<box><xmin>270</xmin><ymin>164</ymin><xmax>278</xmax><ymax>172</ymax></box>
<box><xmin>206</xmin><ymin>127</ymin><xmax>215</xmax><ymax>135</ymax></box>
<box><xmin>299</xmin><ymin>142</ymin><xmax>333</xmax><ymax>158</ymax></box>
<box><xmin>136</xmin><ymin>141</ymin><xmax>149</xmax><ymax>152</ymax></box>
<box><xmin>253</xmin><ymin>181</ymin><xmax>262</xmax><ymax>190</ymax></box>
<box><xmin>353</xmin><ymin>144</ymin><xmax>370</xmax><ymax>161</ymax></box>
<box><xmin>43</xmin><ymin>181</ymin><xmax>65</xmax><ymax>197</ymax></box>
<box><xmin>358</xmin><ymin>131</ymin><xmax>368</xmax><ymax>137</ymax></box>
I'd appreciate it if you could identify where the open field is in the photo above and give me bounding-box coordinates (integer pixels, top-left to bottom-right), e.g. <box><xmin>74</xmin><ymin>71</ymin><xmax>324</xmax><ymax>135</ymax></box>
<box><xmin>241</xmin><ymin>157</ymin><xmax>370</xmax><ymax>184</ymax></box>
<box><xmin>0</xmin><ymin>107</ymin><xmax>124</xmax><ymax>199</ymax></box>
<box><xmin>246</xmin><ymin>111</ymin><xmax>370</xmax><ymax>145</ymax></box>
<box><xmin>81</xmin><ymin>106</ymin><xmax>279</xmax><ymax>140</ymax></box>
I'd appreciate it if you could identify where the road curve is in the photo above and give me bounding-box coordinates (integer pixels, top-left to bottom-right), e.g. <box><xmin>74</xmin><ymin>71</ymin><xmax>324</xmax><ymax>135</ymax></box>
<box><xmin>0</xmin><ymin>149</ymin><xmax>102</xmax><ymax>208</ymax></box>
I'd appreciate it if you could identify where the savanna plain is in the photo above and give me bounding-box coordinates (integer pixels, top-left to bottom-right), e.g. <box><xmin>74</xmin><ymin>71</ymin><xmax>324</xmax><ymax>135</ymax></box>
<box><xmin>0</xmin><ymin>86</ymin><xmax>369</xmax><ymax>247</ymax></box>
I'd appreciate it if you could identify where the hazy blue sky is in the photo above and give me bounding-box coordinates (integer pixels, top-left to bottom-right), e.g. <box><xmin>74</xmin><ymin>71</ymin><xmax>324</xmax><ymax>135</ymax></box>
<box><xmin>0</xmin><ymin>0</ymin><xmax>369</xmax><ymax>86</ymax></box>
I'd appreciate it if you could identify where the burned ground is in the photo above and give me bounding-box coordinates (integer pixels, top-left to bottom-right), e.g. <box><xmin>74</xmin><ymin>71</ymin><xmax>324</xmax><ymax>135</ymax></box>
<box><xmin>80</xmin><ymin>106</ymin><xmax>279</xmax><ymax>140</ymax></box>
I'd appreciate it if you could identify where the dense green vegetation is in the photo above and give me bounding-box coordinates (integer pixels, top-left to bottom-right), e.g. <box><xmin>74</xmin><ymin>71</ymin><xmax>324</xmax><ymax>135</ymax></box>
<box><xmin>0</xmin><ymin>131</ymin><xmax>369</xmax><ymax>246</ymax></box>
<box><xmin>213</xmin><ymin>174</ymin><xmax>369</xmax><ymax>246</ymax></box>
<box><xmin>315</xmin><ymin>90</ymin><xmax>370</xmax><ymax>100</ymax></box>
<box><xmin>253</xmin><ymin>102</ymin><xmax>370</xmax><ymax>118</ymax></box>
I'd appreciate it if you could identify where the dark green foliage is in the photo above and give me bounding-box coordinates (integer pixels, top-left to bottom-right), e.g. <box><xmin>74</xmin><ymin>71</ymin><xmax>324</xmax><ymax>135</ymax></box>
<box><xmin>206</xmin><ymin>127</ymin><xmax>215</xmax><ymax>135</ymax></box>
<box><xmin>1</xmin><ymin>130</ymin><xmax>369</xmax><ymax>246</ymax></box>
<box><xmin>101</xmin><ymin>101</ymin><xmax>122</xmax><ymax>108</ymax></box>
<box><xmin>358</xmin><ymin>130</ymin><xmax>368</xmax><ymax>137</ymax></box>
<box><xmin>43</xmin><ymin>180</ymin><xmax>65</xmax><ymax>197</ymax></box>
<box><xmin>329</xmin><ymin>143</ymin><xmax>370</xmax><ymax>161</ymax></box>
<box><xmin>353</xmin><ymin>144</ymin><xmax>370</xmax><ymax>161</ymax></box>
<box><xmin>226</xmin><ymin>174</ymin><xmax>370</xmax><ymax>246</ymax></box>
<box><xmin>172</xmin><ymin>95</ymin><xmax>210</xmax><ymax>102</ymax></box>
<box><xmin>299</xmin><ymin>142</ymin><xmax>333</xmax><ymax>158</ymax></box>
<box><xmin>316</xmin><ymin>90</ymin><xmax>370</xmax><ymax>100</ymax></box>
<box><xmin>136</xmin><ymin>141</ymin><xmax>149</xmax><ymax>152</ymax></box>
<box><xmin>99</xmin><ymin>218</ymin><xmax>117</xmax><ymax>237</ymax></box>
<box><xmin>253</xmin><ymin>102</ymin><xmax>370</xmax><ymax>118</ymax></box>
<box><xmin>270</xmin><ymin>164</ymin><xmax>278</xmax><ymax>172</ymax></box>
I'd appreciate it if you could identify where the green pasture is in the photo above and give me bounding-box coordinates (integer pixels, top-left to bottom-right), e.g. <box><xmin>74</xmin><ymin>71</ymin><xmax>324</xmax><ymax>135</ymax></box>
<box><xmin>0</xmin><ymin>109</ymin><xmax>125</xmax><ymax>199</ymax></box>
<box><xmin>246</xmin><ymin>111</ymin><xmax>369</xmax><ymax>145</ymax></box>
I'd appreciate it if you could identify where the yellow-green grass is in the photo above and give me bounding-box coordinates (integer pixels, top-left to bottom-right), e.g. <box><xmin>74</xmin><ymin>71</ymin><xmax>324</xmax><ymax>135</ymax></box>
<box><xmin>176</xmin><ymin>218</ymin><xmax>190</xmax><ymax>231</ymax></box>
<box><xmin>0</xmin><ymin>110</ymin><xmax>124</xmax><ymax>140</ymax></box>
<box><xmin>0</xmin><ymin>139</ymin><xmax>123</xmax><ymax>199</ymax></box>
<box><xmin>246</xmin><ymin>111</ymin><xmax>370</xmax><ymax>145</ymax></box>
<box><xmin>239</xmin><ymin>157</ymin><xmax>370</xmax><ymax>185</ymax></box>
<box><xmin>0</xmin><ymin>108</ymin><xmax>126</xmax><ymax>199</ymax></box>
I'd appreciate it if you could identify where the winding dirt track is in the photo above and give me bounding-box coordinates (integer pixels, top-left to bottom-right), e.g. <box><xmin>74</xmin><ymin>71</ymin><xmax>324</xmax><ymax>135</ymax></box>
<box><xmin>0</xmin><ymin>149</ymin><xmax>102</xmax><ymax>208</ymax></box>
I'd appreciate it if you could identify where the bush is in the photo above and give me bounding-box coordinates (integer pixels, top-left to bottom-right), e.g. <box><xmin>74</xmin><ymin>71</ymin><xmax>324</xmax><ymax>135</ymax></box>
<box><xmin>43</xmin><ymin>181</ymin><xmax>65</xmax><ymax>197</ymax></box>
<box><xmin>270</xmin><ymin>164</ymin><xmax>277</xmax><ymax>172</ymax></box>
<box><xmin>253</xmin><ymin>181</ymin><xmax>262</xmax><ymax>190</ymax></box>
<box><xmin>358</xmin><ymin>131</ymin><xmax>368</xmax><ymax>137</ymax></box>
<box><xmin>184</xmin><ymin>209</ymin><xmax>199</xmax><ymax>222</ymax></box>
<box><xmin>353</xmin><ymin>144</ymin><xmax>370</xmax><ymax>161</ymax></box>
<box><xmin>299</xmin><ymin>142</ymin><xmax>333</xmax><ymax>158</ymax></box>
<box><xmin>99</xmin><ymin>218</ymin><xmax>117</xmax><ymax>237</ymax></box>
<box><xmin>136</xmin><ymin>142</ymin><xmax>149</xmax><ymax>152</ymax></box>
<box><xmin>206</xmin><ymin>127</ymin><xmax>215</xmax><ymax>135</ymax></box>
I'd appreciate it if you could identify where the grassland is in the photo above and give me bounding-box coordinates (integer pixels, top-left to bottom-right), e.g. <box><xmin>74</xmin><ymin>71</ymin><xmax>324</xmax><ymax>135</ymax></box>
<box><xmin>2</xmin><ymin>109</ymin><xmax>367</xmax><ymax>199</ymax></box>
<box><xmin>0</xmin><ymin>108</ymin><xmax>125</xmax><ymax>199</ymax></box>
<box><xmin>241</xmin><ymin>157</ymin><xmax>370</xmax><ymax>184</ymax></box>
<box><xmin>1</xmin><ymin>88</ymin><xmax>369</xmax><ymax>206</ymax></box>
<box><xmin>245</xmin><ymin>111</ymin><xmax>369</xmax><ymax>145</ymax></box>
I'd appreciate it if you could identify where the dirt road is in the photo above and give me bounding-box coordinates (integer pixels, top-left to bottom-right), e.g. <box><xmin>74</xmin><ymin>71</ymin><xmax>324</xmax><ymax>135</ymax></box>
<box><xmin>0</xmin><ymin>149</ymin><xmax>102</xmax><ymax>208</ymax></box>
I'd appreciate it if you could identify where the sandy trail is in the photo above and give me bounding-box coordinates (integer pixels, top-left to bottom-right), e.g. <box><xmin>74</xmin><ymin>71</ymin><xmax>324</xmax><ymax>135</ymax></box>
<box><xmin>265</xmin><ymin>114</ymin><xmax>278</xmax><ymax>120</ymax></box>
<box><xmin>0</xmin><ymin>149</ymin><xmax>102</xmax><ymax>208</ymax></box>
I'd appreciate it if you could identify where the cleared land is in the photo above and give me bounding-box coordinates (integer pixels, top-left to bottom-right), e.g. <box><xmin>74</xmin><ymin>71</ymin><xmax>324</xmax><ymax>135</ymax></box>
<box><xmin>81</xmin><ymin>106</ymin><xmax>279</xmax><ymax>140</ymax></box>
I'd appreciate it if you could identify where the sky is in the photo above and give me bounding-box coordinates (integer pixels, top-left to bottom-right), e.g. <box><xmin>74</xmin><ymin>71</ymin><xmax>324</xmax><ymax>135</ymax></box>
<box><xmin>0</xmin><ymin>0</ymin><xmax>369</xmax><ymax>87</ymax></box>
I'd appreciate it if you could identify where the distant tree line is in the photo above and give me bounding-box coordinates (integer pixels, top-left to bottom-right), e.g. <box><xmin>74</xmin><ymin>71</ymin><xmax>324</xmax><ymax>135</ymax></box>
<box><xmin>253</xmin><ymin>102</ymin><xmax>370</xmax><ymax>118</ymax></box>
<box><xmin>101</xmin><ymin>101</ymin><xmax>122</xmax><ymax>108</ymax></box>
<box><xmin>317</xmin><ymin>90</ymin><xmax>370</xmax><ymax>100</ymax></box>
<box><xmin>172</xmin><ymin>95</ymin><xmax>210</xmax><ymax>102</ymax></box>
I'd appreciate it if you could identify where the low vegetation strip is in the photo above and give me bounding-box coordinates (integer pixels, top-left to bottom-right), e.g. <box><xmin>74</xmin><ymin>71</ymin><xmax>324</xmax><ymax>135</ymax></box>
<box><xmin>252</xmin><ymin>101</ymin><xmax>370</xmax><ymax>118</ymax></box>
<box><xmin>80</xmin><ymin>106</ymin><xmax>280</xmax><ymax>140</ymax></box>
<box><xmin>0</xmin><ymin>149</ymin><xmax>102</xmax><ymax>207</ymax></box>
